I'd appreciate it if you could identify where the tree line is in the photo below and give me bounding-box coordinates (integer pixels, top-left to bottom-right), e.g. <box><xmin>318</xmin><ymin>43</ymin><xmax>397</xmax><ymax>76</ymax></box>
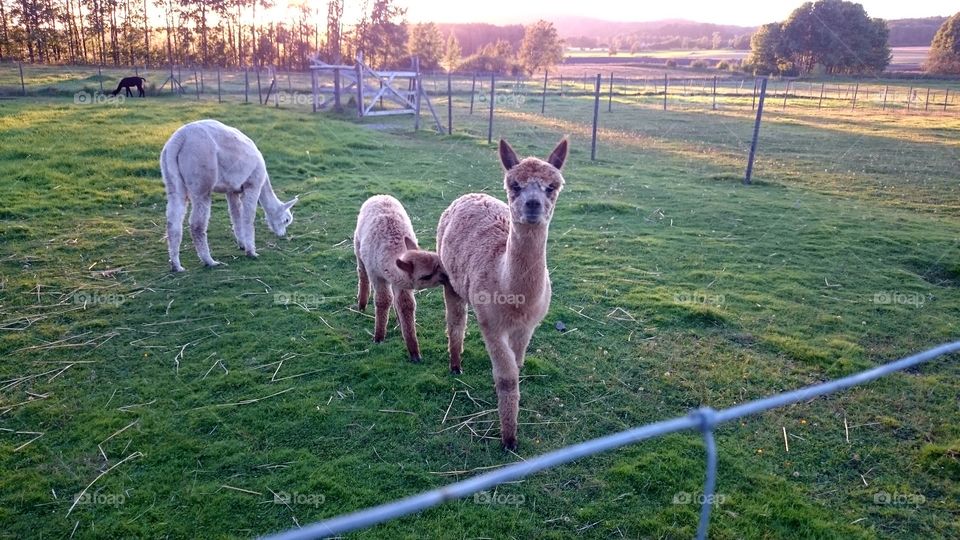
<box><xmin>0</xmin><ymin>0</ymin><xmax>563</xmax><ymax>73</ymax></box>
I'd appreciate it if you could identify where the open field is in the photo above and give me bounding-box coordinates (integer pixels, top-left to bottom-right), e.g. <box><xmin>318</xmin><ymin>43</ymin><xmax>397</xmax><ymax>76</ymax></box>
<box><xmin>0</xmin><ymin>86</ymin><xmax>958</xmax><ymax>539</ymax></box>
<box><xmin>563</xmin><ymin>47</ymin><xmax>932</xmax><ymax>72</ymax></box>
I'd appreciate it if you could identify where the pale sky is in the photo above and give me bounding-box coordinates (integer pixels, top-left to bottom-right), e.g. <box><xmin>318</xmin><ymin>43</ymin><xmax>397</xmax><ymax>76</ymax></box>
<box><xmin>396</xmin><ymin>0</ymin><xmax>957</xmax><ymax>26</ymax></box>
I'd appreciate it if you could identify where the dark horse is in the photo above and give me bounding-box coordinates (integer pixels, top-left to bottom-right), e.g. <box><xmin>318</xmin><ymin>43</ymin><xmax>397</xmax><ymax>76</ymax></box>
<box><xmin>111</xmin><ymin>76</ymin><xmax>146</xmax><ymax>97</ymax></box>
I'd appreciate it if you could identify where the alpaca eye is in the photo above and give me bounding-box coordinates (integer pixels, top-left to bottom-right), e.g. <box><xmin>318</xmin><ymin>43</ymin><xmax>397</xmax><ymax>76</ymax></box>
<box><xmin>509</xmin><ymin>183</ymin><xmax>521</xmax><ymax>193</ymax></box>
<box><xmin>545</xmin><ymin>185</ymin><xmax>556</xmax><ymax>194</ymax></box>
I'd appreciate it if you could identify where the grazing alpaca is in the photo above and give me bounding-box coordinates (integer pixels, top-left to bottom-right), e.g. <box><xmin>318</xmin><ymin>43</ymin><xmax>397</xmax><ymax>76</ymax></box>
<box><xmin>160</xmin><ymin>119</ymin><xmax>297</xmax><ymax>272</ymax></box>
<box><xmin>437</xmin><ymin>138</ymin><xmax>568</xmax><ymax>450</ymax></box>
<box><xmin>354</xmin><ymin>195</ymin><xmax>447</xmax><ymax>362</ymax></box>
<box><xmin>111</xmin><ymin>76</ymin><xmax>146</xmax><ymax>97</ymax></box>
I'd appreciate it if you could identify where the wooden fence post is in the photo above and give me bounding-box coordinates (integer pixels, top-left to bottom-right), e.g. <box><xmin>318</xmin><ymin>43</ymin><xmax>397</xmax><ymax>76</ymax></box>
<box><xmin>851</xmin><ymin>82</ymin><xmax>859</xmax><ymax>110</ymax></box>
<box><xmin>355</xmin><ymin>56</ymin><xmax>364</xmax><ymax>117</ymax></box>
<box><xmin>414</xmin><ymin>59</ymin><xmax>422</xmax><ymax>131</ymax></box>
<box><xmin>752</xmin><ymin>78</ymin><xmax>758</xmax><ymax>111</ymax></box>
<box><xmin>907</xmin><ymin>85</ymin><xmax>913</xmax><ymax>112</ymax></box>
<box><xmin>447</xmin><ymin>72</ymin><xmax>452</xmax><ymax>135</ymax></box>
<box><xmin>945</xmin><ymin>89</ymin><xmax>950</xmax><ymax>113</ymax></box>
<box><xmin>781</xmin><ymin>80</ymin><xmax>789</xmax><ymax>111</ymax></box>
<box><xmin>98</xmin><ymin>65</ymin><xmax>103</xmax><ymax>93</ymax></box>
<box><xmin>745</xmin><ymin>77</ymin><xmax>768</xmax><ymax>185</ymax></box>
<box><xmin>19</xmin><ymin>62</ymin><xmax>25</xmax><ymax>96</ymax></box>
<box><xmin>591</xmin><ymin>74</ymin><xmax>601</xmax><ymax>161</ymax></box>
<box><xmin>217</xmin><ymin>68</ymin><xmax>222</xmax><ymax>103</ymax></box>
<box><xmin>256</xmin><ymin>66</ymin><xmax>263</xmax><ymax>104</ymax></box>
<box><xmin>818</xmin><ymin>82</ymin><xmax>824</xmax><ymax>110</ymax></box>
<box><xmin>925</xmin><ymin>87</ymin><xmax>931</xmax><ymax>111</ymax></box>
<box><xmin>194</xmin><ymin>68</ymin><xmax>200</xmax><ymax>100</ymax></box>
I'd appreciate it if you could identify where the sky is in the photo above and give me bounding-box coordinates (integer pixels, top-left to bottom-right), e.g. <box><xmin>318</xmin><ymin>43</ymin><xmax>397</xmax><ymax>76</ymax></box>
<box><xmin>397</xmin><ymin>0</ymin><xmax>957</xmax><ymax>26</ymax></box>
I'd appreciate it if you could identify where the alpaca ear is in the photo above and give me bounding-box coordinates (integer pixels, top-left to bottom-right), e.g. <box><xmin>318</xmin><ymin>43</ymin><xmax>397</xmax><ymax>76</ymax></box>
<box><xmin>499</xmin><ymin>139</ymin><xmax>520</xmax><ymax>170</ymax></box>
<box><xmin>395</xmin><ymin>258</ymin><xmax>414</xmax><ymax>275</ymax></box>
<box><xmin>403</xmin><ymin>236</ymin><xmax>418</xmax><ymax>251</ymax></box>
<box><xmin>282</xmin><ymin>197</ymin><xmax>298</xmax><ymax>211</ymax></box>
<box><xmin>547</xmin><ymin>138</ymin><xmax>568</xmax><ymax>170</ymax></box>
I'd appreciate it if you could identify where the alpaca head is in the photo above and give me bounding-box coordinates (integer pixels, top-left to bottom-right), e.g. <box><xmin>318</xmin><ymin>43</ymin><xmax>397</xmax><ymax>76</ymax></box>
<box><xmin>395</xmin><ymin>237</ymin><xmax>447</xmax><ymax>290</ymax></box>
<box><xmin>499</xmin><ymin>138</ymin><xmax>568</xmax><ymax>226</ymax></box>
<box><xmin>265</xmin><ymin>197</ymin><xmax>298</xmax><ymax>237</ymax></box>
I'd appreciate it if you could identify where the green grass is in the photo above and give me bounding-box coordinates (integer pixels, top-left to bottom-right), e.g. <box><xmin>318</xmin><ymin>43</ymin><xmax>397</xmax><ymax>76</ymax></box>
<box><xmin>0</xmin><ymin>92</ymin><xmax>958</xmax><ymax>539</ymax></box>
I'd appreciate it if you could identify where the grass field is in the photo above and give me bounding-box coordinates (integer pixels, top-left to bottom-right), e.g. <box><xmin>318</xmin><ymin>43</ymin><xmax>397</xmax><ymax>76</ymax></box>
<box><xmin>0</xmin><ymin>88</ymin><xmax>958</xmax><ymax>539</ymax></box>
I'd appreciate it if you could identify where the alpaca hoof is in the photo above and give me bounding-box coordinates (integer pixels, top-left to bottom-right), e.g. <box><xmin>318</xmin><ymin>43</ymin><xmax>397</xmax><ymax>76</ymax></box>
<box><xmin>373</xmin><ymin>337</ymin><xmax>384</xmax><ymax>344</ymax></box>
<box><xmin>205</xmin><ymin>260</ymin><xmax>225</xmax><ymax>268</ymax></box>
<box><xmin>450</xmin><ymin>366</ymin><xmax>463</xmax><ymax>375</ymax></box>
<box><xmin>245</xmin><ymin>251</ymin><xmax>259</xmax><ymax>258</ymax></box>
<box><xmin>502</xmin><ymin>437</ymin><xmax>518</xmax><ymax>451</ymax></box>
<box><xmin>409</xmin><ymin>354</ymin><xmax>422</xmax><ymax>364</ymax></box>
<box><xmin>356</xmin><ymin>304</ymin><xmax>367</xmax><ymax>312</ymax></box>
<box><xmin>171</xmin><ymin>264</ymin><xmax>186</xmax><ymax>273</ymax></box>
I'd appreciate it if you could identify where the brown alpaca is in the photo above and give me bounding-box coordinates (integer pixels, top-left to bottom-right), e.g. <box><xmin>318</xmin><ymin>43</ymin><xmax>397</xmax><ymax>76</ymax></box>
<box><xmin>354</xmin><ymin>195</ymin><xmax>447</xmax><ymax>362</ymax></box>
<box><xmin>436</xmin><ymin>138</ymin><xmax>568</xmax><ymax>450</ymax></box>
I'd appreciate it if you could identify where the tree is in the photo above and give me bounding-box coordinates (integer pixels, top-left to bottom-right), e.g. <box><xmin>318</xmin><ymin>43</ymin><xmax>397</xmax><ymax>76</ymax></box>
<box><xmin>925</xmin><ymin>12</ymin><xmax>960</xmax><ymax>74</ymax></box>
<box><xmin>361</xmin><ymin>0</ymin><xmax>406</xmax><ymax>68</ymax></box>
<box><xmin>745</xmin><ymin>22</ymin><xmax>785</xmax><ymax>75</ymax></box>
<box><xmin>442</xmin><ymin>31</ymin><xmax>459</xmax><ymax>72</ymax></box>
<box><xmin>747</xmin><ymin>0</ymin><xmax>890</xmax><ymax>75</ymax></box>
<box><xmin>324</xmin><ymin>0</ymin><xmax>343</xmax><ymax>61</ymax></box>
<box><xmin>407</xmin><ymin>22</ymin><xmax>442</xmax><ymax>69</ymax></box>
<box><xmin>518</xmin><ymin>19</ymin><xmax>562</xmax><ymax>74</ymax></box>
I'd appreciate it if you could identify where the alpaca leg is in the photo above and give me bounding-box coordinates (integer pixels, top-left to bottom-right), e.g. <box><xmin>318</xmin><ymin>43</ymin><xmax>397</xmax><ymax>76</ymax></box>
<box><xmin>481</xmin><ymin>329</ymin><xmax>520</xmax><ymax>450</ymax></box>
<box><xmin>238</xmin><ymin>188</ymin><xmax>259</xmax><ymax>258</ymax></box>
<box><xmin>393</xmin><ymin>286</ymin><xmax>421</xmax><ymax>363</ymax></box>
<box><xmin>443</xmin><ymin>284</ymin><xmax>468</xmax><ymax>374</ymax></box>
<box><xmin>227</xmin><ymin>192</ymin><xmax>243</xmax><ymax>249</ymax></box>
<box><xmin>166</xmin><ymin>193</ymin><xmax>187</xmax><ymax>272</ymax></box>
<box><xmin>373</xmin><ymin>279</ymin><xmax>393</xmax><ymax>343</ymax></box>
<box><xmin>509</xmin><ymin>327</ymin><xmax>535</xmax><ymax>369</ymax></box>
<box><xmin>356</xmin><ymin>256</ymin><xmax>371</xmax><ymax>311</ymax></box>
<box><xmin>188</xmin><ymin>197</ymin><xmax>220</xmax><ymax>267</ymax></box>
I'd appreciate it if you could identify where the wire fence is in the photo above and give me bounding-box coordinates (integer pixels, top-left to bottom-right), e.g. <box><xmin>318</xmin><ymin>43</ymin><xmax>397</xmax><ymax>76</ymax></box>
<box><xmin>261</xmin><ymin>340</ymin><xmax>960</xmax><ymax>540</ymax></box>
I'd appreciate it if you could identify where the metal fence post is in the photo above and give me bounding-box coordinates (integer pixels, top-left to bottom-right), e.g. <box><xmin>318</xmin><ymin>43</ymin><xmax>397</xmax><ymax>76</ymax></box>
<box><xmin>663</xmin><ymin>73</ymin><xmax>668</xmax><ymax>111</ymax></box>
<box><xmin>469</xmin><ymin>73</ymin><xmax>476</xmax><ymax>115</ymax></box>
<box><xmin>591</xmin><ymin>74</ymin><xmax>601</xmax><ymax>160</ymax></box>
<box><xmin>745</xmin><ymin>77</ymin><xmax>768</xmax><ymax>185</ymax></box>
<box><xmin>487</xmin><ymin>72</ymin><xmax>495</xmax><ymax>144</ymax></box>
<box><xmin>541</xmin><ymin>70</ymin><xmax>548</xmax><ymax>114</ymax></box>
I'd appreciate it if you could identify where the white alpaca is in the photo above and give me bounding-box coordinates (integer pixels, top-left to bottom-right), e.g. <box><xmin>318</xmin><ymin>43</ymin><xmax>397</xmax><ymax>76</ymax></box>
<box><xmin>436</xmin><ymin>138</ymin><xmax>568</xmax><ymax>450</ymax></box>
<box><xmin>160</xmin><ymin>119</ymin><xmax>297</xmax><ymax>272</ymax></box>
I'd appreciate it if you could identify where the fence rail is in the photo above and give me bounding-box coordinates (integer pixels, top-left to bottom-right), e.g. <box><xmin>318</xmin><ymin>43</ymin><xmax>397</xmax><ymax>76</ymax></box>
<box><xmin>262</xmin><ymin>340</ymin><xmax>960</xmax><ymax>540</ymax></box>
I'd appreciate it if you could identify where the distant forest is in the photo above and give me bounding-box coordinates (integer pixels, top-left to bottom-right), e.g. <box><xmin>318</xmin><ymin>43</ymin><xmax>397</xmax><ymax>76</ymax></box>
<box><xmin>553</xmin><ymin>16</ymin><xmax>949</xmax><ymax>50</ymax></box>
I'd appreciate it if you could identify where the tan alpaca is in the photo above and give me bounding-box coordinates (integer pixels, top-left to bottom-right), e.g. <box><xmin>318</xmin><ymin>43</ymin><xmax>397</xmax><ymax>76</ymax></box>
<box><xmin>354</xmin><ymin>195</ymin><xmax>447</xmax><ymax>362</ymax></box>
<box><xmin>437</xmin><ymin>138</ymin><xmax>568</xmax><ymax>450</ymax></box>
<box><xmin>160</xmin><ymin>119</ymin><xmax>297</xmax><ymax>272</ymax></box>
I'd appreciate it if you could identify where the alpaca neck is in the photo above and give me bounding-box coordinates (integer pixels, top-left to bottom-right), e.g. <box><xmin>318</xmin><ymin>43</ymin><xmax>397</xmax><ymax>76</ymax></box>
<box><xmin>503</xmin><ymin>221</ymin><xmax>548</xmax><ymax>295</ymax></box>
<box><xmin>258</xmin><ymin>176</ymin><xmax>282</xmax><ymax>214</ymax></box>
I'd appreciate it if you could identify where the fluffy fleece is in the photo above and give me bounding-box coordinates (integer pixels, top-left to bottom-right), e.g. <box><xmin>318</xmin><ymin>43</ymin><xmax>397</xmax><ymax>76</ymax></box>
<box><xmin>354</xmin><ymin>195</ymin><xmax>447</xmax><ymax>362</ymax></box>
<box><xmin>160</xmin><ymin>119</ymin><xmax>297</xmax><ymax>272</ymax></box>
<box><xmin>436</xmin><ymin>138</ymin><xmax>568</xmax><ymax>450</ymax></box>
